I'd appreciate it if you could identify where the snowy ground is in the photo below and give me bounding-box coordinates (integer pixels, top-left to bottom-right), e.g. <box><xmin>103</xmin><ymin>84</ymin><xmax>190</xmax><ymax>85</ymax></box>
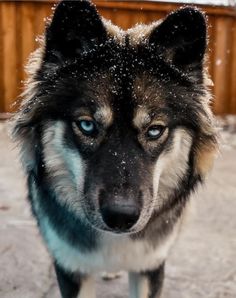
<box><xmin>0</xmin><ymin>118</ymin><xmax>236</xmax><ymax>298</ymax></box>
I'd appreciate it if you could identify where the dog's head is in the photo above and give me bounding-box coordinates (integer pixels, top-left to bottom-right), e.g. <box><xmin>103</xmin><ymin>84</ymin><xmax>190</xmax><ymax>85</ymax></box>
<box><xmin>12</xmin><ymin>0</ymin><xmax>217</xmax><ymax>234</ymax></box>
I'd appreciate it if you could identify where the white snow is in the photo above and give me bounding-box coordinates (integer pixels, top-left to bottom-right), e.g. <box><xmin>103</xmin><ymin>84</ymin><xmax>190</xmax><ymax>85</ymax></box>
<box><xmin>216</xmin><ymin>59</ymin><xmax>222</xmax><ymax>66</ymax></box>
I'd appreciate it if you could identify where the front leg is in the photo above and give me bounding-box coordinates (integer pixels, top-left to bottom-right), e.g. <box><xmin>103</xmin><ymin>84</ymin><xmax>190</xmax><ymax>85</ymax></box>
<box><xmin>129</xmin><ymin>263</ymin><xmax>165</xmax><ymax>298</ymax></box>
<box><xmin>54</xmin><ymin>263</ymin><xmax>95</xmax><ymax>298</ymax></box>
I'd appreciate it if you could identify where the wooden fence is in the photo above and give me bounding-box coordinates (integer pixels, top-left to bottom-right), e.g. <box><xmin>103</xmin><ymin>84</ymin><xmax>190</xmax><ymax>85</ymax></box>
<box><xmin>0</xmin><ymin>0</ymin><xmax>236</xmax><ymax>115</ymax></box>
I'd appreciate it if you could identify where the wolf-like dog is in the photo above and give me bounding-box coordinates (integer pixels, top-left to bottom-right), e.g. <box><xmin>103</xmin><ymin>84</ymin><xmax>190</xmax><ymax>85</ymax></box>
<box><xmin>12</xmin><ymin>1</ymin><xmax>218</xmax><ymax>297</ymax></box>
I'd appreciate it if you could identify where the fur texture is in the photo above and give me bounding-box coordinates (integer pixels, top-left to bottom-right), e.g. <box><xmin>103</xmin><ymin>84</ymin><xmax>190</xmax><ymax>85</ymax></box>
<box><xmin>11</xmin><ymin>1</ymin><xmax>218</xmax><ymax>297</ymax></box>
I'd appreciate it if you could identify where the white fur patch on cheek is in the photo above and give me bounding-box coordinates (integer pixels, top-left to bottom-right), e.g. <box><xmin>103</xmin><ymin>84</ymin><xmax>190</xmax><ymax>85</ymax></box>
<box><xmin>153</xmin><ymin>129</ymin><xmax>193</xmax><ymax>209</ymax></box>
<box><xmin>42</xmin><ymin>121</ymin><xmax>86</xmax><ymax>213</ymax></box>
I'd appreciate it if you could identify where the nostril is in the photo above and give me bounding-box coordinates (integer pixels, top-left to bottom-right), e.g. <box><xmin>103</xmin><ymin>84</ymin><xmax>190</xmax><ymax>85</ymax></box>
<box><xmin>100</xmin><ymin>204</ymin><xmax>140</xmax><ymax>232</ymax></box>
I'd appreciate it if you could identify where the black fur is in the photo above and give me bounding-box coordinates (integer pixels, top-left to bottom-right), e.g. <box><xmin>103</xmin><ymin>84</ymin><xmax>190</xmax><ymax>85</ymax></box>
<box><xmin>12</xmin><ymin>1</ymin><xmax>217</xmax><ymax>297</ymax></box>
<box><xmin>142</xmin><ymin>263</ymin><xmax>165</xmax><ymax>298</ymax></box>
<box><xmin>45</xmin><ymin>0</ymin><xmax>107</xmax><ymax>60</ymax></box>
<box><xmin>54</xmin><ymin>263</ymin><xmax>81</xmax><ymax>298</ymax></box>
<box><xmin>149</xmin><ymin>7</ymin><xmax>207</xmax><ymax>67</ymax></box>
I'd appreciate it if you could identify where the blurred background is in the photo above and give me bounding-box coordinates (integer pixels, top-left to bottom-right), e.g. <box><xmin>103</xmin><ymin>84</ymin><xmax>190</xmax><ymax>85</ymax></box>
<box><xmin>0</xmin><ymin>0</ymin><xmax>236</xmax><ymax>116</ymax></box>
<box><xmin>0</xmin><ymin>1</ymin><xmax>236</xmax><ymax>298</ymax></box>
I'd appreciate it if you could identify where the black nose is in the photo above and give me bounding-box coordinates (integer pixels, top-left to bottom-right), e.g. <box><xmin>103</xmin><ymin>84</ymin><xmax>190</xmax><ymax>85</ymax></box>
<box><xmin>100</xmin><ymin>203</ymin><xmax>140</xmax><ymax>232</ymax></box>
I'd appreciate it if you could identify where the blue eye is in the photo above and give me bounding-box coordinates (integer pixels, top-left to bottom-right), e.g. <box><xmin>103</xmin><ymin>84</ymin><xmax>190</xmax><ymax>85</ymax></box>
<box><xmin>147</xmin><ymin>125</ymin><xmax>165</xmax><ymax>139</ymax></box>
<box><xmin>77</xmin><ymin>120</ymin><xmax>97</xmax><ymax>136</ymax></box>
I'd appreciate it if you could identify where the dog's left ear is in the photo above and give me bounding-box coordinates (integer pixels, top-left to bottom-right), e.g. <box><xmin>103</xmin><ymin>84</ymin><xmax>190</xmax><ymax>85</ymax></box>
<box><xmin>45</xmin><ymin>0</ymin><xmax>107</xmax><ymax>61</ymax></box>
<box><xmin>149</xmin><ymin>7</ymin><xmax>207</xmax><ymax>70</ymax></box>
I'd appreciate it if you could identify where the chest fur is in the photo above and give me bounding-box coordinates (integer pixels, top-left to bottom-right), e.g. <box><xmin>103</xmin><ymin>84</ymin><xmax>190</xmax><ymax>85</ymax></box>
<box><xmin>40</xmin><ymin>216</ymin><xmax>180</xmax><ymax>274</ymax></box>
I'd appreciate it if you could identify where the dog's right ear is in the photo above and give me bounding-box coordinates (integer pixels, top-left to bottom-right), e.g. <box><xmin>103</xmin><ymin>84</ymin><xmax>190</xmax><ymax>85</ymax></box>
<box><xmin>45</xmin><ymin>0</ymin><xmax>107</xmax><ymax>61</ymax></box>
<box><xmin>149</xmin><ymin>7</ymin><xmax>207</xmax><ymax>71</ymax></box>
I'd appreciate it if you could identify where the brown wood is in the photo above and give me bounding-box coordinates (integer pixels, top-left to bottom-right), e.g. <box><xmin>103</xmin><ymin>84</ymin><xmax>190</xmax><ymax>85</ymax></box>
<box><xmin>1</xmin><ymin>2</ymin><xmax>18</xmax><ymax>113</ymax></box>
<box><xmin>213</xmin><ymin>17</ymin><xmax>230</xmax><ymax>114</ymax></box>
<box><xmin>229</xmin><ymin>20</ymin><xmax>236</xmax><ymax>114</ymax></box>
<box><xmin>207</xmin><ymin>16</ymin><xmax>216</xmax><ymax>83</ymax></box>
<box><xmin>95</xmin><ymin>1</ymin><xmax>236</xmax><ymax>17</ymax></box>
<box><xmin>0</xmin><ymin>0</ymin><xmax>235</xmax><ymax>114</ymax></box>
<box><xmin>0</xmin><ymin>5</ymin><xmax>4</xmax><ymax>112</ymax></box>
<box><xmin>20</xmin><ymin>3</ymin><xmax>36</xmax><ymax>81</ymax></box>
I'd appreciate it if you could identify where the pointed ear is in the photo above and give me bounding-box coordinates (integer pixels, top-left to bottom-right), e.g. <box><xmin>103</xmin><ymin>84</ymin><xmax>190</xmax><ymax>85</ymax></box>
<box><xmin>45</xmin><ymin>0</ymin><xmax>107</xmax><ymax>61</ymax></box>
<box><xmin>149</xmin><ymin>7</ymin><xmax>207</xmax><ymax>69</ymax></box>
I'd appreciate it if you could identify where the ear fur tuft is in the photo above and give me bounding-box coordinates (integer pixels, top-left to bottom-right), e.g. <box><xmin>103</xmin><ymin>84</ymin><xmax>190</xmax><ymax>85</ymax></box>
<box><xmin>45</xmin><ymin>0</ymin><xmax>107</xmax><ymax>61</ymax></box>
<box><xmin>149</xmin><ymin>7</ymin><xmax>207</xmax><ymax>69</ymax></box>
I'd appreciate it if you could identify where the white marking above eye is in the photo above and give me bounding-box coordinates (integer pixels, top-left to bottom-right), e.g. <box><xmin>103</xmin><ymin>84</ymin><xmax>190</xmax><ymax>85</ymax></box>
<box><xmin>133</xmin><ymin>108</ymin><xmax>167</xmax><ymax>132</ymax></box>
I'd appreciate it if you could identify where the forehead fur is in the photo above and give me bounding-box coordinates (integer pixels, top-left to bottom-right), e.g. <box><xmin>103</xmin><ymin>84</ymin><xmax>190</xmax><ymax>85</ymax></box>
<box><xmin>133</xmin><ymin>74</ymin><xmax>166</xmax><ymax>105</ymax></box>
<box><xmin>103</xmin><ymin>17</ymin><xmax>162</xmax><ymax>46</ymax></box>
<box><xmin>127</xmin><ymin>21</ymin><xmax>162</xmax><ymax>46</ymax></box>
<box><xmin>11</xmin><ymin>3</ymin><xmax>218</xmax><ymax>185</ymax></box>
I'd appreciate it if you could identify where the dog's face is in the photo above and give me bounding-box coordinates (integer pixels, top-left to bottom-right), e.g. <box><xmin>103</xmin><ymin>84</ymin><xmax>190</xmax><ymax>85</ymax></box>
<box><xmin>13</xmin><ymin>1</ymin><xmax>217</xmax><ymax>234</ymax></box>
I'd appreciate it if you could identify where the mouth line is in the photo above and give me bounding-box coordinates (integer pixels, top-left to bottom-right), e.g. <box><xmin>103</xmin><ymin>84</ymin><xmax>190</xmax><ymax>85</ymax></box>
<box><xmin>88</xmin><ymin>222</ymin><xmax>142</xmax><ymax>236</ymax></box>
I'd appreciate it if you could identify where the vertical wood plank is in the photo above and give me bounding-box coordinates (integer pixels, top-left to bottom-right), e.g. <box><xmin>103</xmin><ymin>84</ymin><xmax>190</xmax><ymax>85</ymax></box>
<box><xmin>229</xmin><ymin>19</ymin><xmax>236</xmax><ymax>114</ymax></box>
<box><xmin>20</xmin><ymin>2</ymin><xmax>37</xmax><ymax>82</ymax></box>
<box><xmin>224</xmin><ymin>18</ymin><xmax>234</xmax><ymax>114</ymax></box>
<box><xmin>34</xmin><ymin>3</ymin><xmax>52</xmax><ymax>38</ymax></box>
<box><xmin>207</xmin><ymin>16</ymin><xmax>215</xmax><ymax>82</ymax></box>
<box><xmin>113</xmin><ymin>9</ymin><xmax>134</xmax><ymax>29</ymax></box>
<box><xmin>0</xmin><ymin>3</ymin><xmax>4</xmax><ymax>112</ymax></box>
<box><xmin>206</xmin><ymin>15</ymin><xmax>216</xmax><ymax>110</ymax></box>
<box><xmin>213</xmin><ymin>17</ymin><xmax>231</xmax><ymax>114</ymax></box>
<box><xmin>15</xmin><ymin>1</ymin><xmax>24</xmax><ymax>109</ymax></box>
<box><xmin>1</xmin><ymin>2</ymin><xmax>18</xmax><ymax>113</ymax></box>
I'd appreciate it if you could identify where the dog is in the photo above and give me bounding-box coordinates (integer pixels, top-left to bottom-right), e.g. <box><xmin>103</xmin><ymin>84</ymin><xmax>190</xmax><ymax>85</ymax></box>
<box><xmin>12</xmin><ymin>1</ymin><xmax>218</xmax><ymax>297</ymax></box>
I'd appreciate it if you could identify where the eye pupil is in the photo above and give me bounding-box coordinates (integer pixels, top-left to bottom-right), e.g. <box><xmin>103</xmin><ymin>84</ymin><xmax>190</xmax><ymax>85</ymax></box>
<box><xmin>78</xmin><ymin>120</ymin><xmax>96</xmax><ymax>135</ymax></box>
<box><xmin>147</xmin><ymin>125</ymin><xmax>165</xmax><ymax>139</ymax></box>
<box><xmin>81</xmin><ymin>121</ymin><xmax>93</xmax><ymax>131</ymax></box>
